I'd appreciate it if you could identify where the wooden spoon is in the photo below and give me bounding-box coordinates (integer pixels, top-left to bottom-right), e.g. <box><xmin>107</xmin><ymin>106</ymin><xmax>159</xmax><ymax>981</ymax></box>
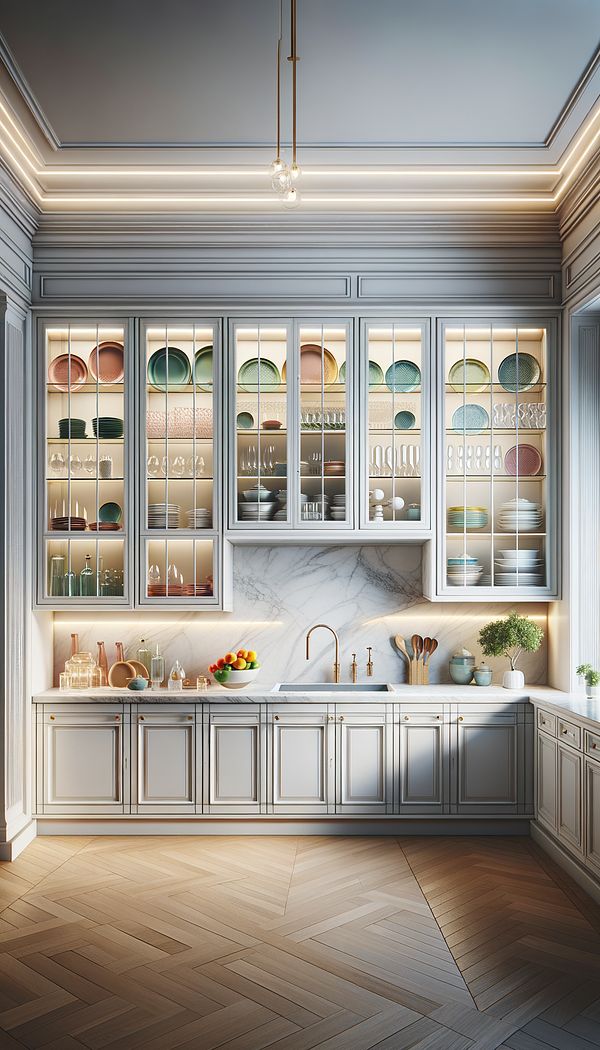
<box><xmin>427</xmin><ymin>638</ymin><xmax>439</xmax><ymax>662</ymax></box>
<box><xmin>108</xmin><ymin>641</ymin><xmax>136</xmax><ymax>688</ymax></box>
<box><xmin>411</xmin><ymin>634</ymin><xmax>423</xmax><ymax>683</ymax></box>
<box><xmin>394</xmin><ymin>635</ymin><xmax>409</xmax><ymax>662</ymax></box>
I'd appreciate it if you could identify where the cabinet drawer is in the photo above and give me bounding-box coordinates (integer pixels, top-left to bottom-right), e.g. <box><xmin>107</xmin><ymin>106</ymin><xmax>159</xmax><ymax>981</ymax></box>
<box><xmin>557</xmin><ymin>719</ymin><xmax>581</xmax><ymax>750</ymax></box>
<box><xmin>537</xmin><ymin>709</ymin><xmax>556</xmax><ymax>736</ymax></box>
<box><xmin>585</xmin><ymin>730</ymin><xmax>600</xmax><ymax>763</ymax></box>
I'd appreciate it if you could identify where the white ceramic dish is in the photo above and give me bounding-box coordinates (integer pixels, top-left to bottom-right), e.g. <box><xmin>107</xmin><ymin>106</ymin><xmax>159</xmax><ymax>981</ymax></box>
<box><xmin>216</xmin><ymin>667</ymin><xmax>260</xmax><ymax>689</ymax></box>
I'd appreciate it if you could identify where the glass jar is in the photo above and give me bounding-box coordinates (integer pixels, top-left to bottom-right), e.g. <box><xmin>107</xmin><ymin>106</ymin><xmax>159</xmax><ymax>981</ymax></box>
<box><xmin>168</xmin><ymin>659</ymin><xmax>185</xmax><ymax>692</ymax></box>
<box><xmin>64</xmin><ymin>651</ymin><xmax>97</xmax><ymax>689</ymax></box>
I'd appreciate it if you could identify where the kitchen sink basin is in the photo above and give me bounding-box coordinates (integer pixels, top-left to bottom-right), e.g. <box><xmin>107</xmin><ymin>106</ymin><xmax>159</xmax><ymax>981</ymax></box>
<box><xmin>273</xmin><ymin>682</ymin><xmax>393</xmax><ymax>693</ymax></box>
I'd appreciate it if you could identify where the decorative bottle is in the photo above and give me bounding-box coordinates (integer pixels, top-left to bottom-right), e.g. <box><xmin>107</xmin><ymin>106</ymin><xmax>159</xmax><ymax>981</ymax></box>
<box><xmin>80</xmin><ymin>554</ymin><xmax>95</xmax><ymax>596</ymax></box>
<box><xmin>96</xmin><ymin>641</ymin><xmax>109</xmax><ymax>686</ymax></box>
<box><xmin>168</xmin><ymin>659</ymin><xmax>185</xmax><ymax>692</ymax></box>
<box><xmin>136</xmin><ymin>639</ymin><xmax>152</xmax><ymax>676</ymax></box>
<box><xmin>150</xmin><ymin>644</ymin><xmax>165</xmax><ymax>690</ymax></box>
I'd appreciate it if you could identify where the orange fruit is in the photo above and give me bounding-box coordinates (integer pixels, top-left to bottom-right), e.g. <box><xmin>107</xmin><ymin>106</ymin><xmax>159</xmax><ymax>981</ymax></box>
<box><xmin>217</xmin><ymin>658</ymin><xmax>226</xmax><ymax>669</ymax></box>
<box><xmin>224</xmin><ymin>652</ymin><xmax>237</xmax><ymax>665</ymax></box>
<box><xmin>237</xmin><ymin>649</ymin><xmax>247</xmax><ymax>659</ymax></box>
<box><xmin>233</xmin><ymin>657</ymin><xmax>247</xmax><ymax>669</ymax></box>
<box><xmin>246</xmin><ymin>650</ymin><xmax>257</xmax><ymax>662</ymax></box>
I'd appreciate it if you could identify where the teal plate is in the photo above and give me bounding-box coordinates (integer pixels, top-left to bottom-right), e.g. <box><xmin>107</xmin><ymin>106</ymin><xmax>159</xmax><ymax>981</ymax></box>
<box><xmin>451</xmin><ymin>404</ymin><xmax>489</xmax><ymax>434</ymax></box>
<box><xmin>498</xmin><ymin>352</ymin><xmax>541</xmax><ymax>392</ymax></box>
<box><xmin>193</xmin><ymin>345</ymin><xmax>213</xmax><ymax>390</ymax></box>
<box><xmin>394</xmin><ymin>410</ymin><xmax>416</xmax><ymax>430</ymax></box>
<box><xmin>236</xmin><ymin>411</ymin><xmax>255</xmax><ymax>429</ymax></box>
<box><xmin>385</xmin><ymin>360</ymin><xmax>421</xmax><ymax>392</ymax></box>
<box><xmin>148</xmin><ymin>347</ymin><xmax>191</xmax><ymax>390</ymax></box>
<box><xmin>238</xmin><ymin>357</ymin><xmax>281</xmax><ymax>391</ymax></box>
<box><xmin>98</xmin><ymin>501</ymin><xmax>122</xmax><ymax>524</ymax></box>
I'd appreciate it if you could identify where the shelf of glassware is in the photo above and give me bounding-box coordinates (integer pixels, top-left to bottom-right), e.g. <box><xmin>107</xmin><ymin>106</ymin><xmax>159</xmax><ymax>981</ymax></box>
<box><xmin>360</xmin><ymin>321</ymin><xmax>429</xmax><ymax>531</ymax></box>
<box><xmin>231</xmin><ymin>322</ymin><xmax>292</xmax><ymax>528</ymax></box>
<box><xmin>39</xmin><ymin>322</ymin><xmax>130</xmax><ymax>606</ymax></box>
<box><xmin>141</xmin><ymin>321</ymin><xmax>223</xmax><ymax>607</ymax></box>
<box><xmin>434</xmin><ymin>321</ymin><xmax>558</xmax><ymax>601</ymax></box>
<box><xmin>297</xmin><ymin>323</ymin><xmax>352</xmax><ymax>528</ymax></box>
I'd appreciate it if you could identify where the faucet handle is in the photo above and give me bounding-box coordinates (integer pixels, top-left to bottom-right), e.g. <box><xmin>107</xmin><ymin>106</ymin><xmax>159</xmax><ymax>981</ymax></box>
<box><xmin>351</xmin><ymin>652</ymin><xmax>358</xmax><ymax>684</ymax></box>
<box><xmin>366</xmin><ymin>646</ymin><xmax>374</xmax><ymax>677</ymax></box>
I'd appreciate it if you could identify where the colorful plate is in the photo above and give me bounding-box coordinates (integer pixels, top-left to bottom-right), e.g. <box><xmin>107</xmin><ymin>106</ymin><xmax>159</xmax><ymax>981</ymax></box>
<box><xmin>448</xmin><ymin>358</ymin><xmax>491</xmax><ymax>392</ymax></box>
<box><xmin>283</xmin><ymin>345</ymin><xmax>338</xmax><ymax>386</ymax></box>
<box><xmin>504</xmin><ymin>444</ymin><xmax>543</xmax><ymax>476</ymax></box>
<box><xmin>339</xmin><ymin>359</ymin><xmax>383</xmax><ymax>387</ymax></box>
<box><xmin>236</xmin><ymin>411</ymin><xmax>255</xmax><ymax>429</ymax></box>
<box><xmin>238</xmin><ymin>357</ymin><xmax>281</xmax><ymax>391</ymax></box>
<box><xmin>98</xmin><ymin>501</ymin><xmax>122</xmax><ymax>524</ymax></box>
<box><xmin>498</xmin><ymin>353</ymin><xmax>541</xmax><ymax>392</ymax></box>
<box><xmin>88</xmin><ymin>342</ymin><xmax>124</xmax><ymax>383</ymax></box>
<box><xmin>451</xmin><ymin>404</ymin><xmax>490</xmax><ymax>434</ymax></box>
<box><xmin>48</xmin><ymin>354</ymin><xmax>88</xmax><ymax>392</ymax></box>
<box><xmin>394</xmin><ymin>410</ymin><xmax>416</xmax><ymax>430</ymax></box>
<box><xmin>148</xmin><ymin>347</ymin><xmax>191</xmax><ymax>390</ymax></box>
<box><xmin>193</xmin><ymin>345</ymin><xmax>213</xmax><ymax>390</ymax></box>
<box><xmin>385</xmin><ymin>360</ymin><xmax>421</xmax><ymax>392</ymax></box>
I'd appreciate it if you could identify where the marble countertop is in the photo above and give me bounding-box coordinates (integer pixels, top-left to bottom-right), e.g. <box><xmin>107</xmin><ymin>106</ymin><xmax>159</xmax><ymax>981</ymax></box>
<box><xmin>528</xmin><ymin>692</ymin><xmax>600</xmax><ymax>731</ymax></box>
<box><xmin>33</xmin><ymin>683</ymin><xmax>571</xmax><ymax>705</ymax></box>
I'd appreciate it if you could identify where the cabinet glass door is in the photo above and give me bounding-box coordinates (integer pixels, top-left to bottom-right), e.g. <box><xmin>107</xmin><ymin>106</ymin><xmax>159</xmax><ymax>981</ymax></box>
<box><xmin>441</xmin><ymin>322</ymin><xmax>556</xmax><ymax>596</ymax></box>
<box><xmin>42</xmin><ymin>321</ymin><xmax>129</xmax><ymax>604</ymax></box>
<box><xmin>142</xmin><ymin>321</ymin><xmax>220</xmax><ymax>604</ymax></box>
<box><xmin>362</xmin><ymin>322</ymin><xmax>428</xmax><ymax>528</ymax></box>
<box><xmin>231</xmin><ymin>322</ymin><xmax>291</xmax><ymax>527</ymax></box>
<box><xmin>297</xmin><ymin>322</ymin><xmax>352</xmax><ymax>526</ymax></box>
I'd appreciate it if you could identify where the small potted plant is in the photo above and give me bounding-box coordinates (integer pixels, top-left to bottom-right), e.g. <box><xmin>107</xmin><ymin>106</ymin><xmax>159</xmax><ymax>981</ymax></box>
<box><xmin>576</xmin><ymin>663</ymin><xmax>600</xmax><ymax>699</ymax></box>
<box><xmin>478</xmin><ymin>611</ymin><xmax>544</xmax><ymax>689</ymax></box>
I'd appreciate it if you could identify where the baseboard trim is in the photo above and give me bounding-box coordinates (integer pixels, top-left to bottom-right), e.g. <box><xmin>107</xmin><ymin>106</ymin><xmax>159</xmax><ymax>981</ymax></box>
<box><xmin>530</xmin><ymin>821</ymin><xmax>600</xmax><ymax>905</ymax></box>
<box><xmin>37</xmin><ymin>817</ymin><xmax>531</xmax><ymax>837</ymax></box>
<box><xmin>0</xmin><ymin>818</ymin><xmax>37</xmax><ymax>860</ymax></box>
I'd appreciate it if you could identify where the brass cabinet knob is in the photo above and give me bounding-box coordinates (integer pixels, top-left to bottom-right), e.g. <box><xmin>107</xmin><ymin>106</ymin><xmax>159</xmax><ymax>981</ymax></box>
<box><xmin>458</xmin><ymin>716</ymin><xmax>464</xmax><ymax>722</ymax></box>
<box><xmin>404</xmin><ymin>715</ymin><xmax>410</xmax><ymax>721</ymax></box>
<box><xmin>436</xmin><ymin>714</ymin><xmax>441</xmax><ymax>720</ymax></box>
<box><xmin>328</xmin><ymin>715</ymin><xmax>334</xmax><ymax>721</ymax></box>
<box><xmin>562</xmin><ymin>728</ymin><xmax>568</xmax><ymax>734</ymax></box>
<box><xmin>187</xmin><ymin>715</ymin><xmax>193</xmax><ymax>721</ymax></box>
<box><xmin>274</xmin><ymin>715</ymin><xmax>279</xmax><ymax>721</ymax></box>
<box><xmin>49</xmin><ymin>714</ymin><xmax>55</xmax><ymax>721</ymax></box>
<box><xmin>138</xmin><ymin>716</ymin><xmax>144</xmax><ymax>722</ymax></box>
<box><xmin>339</xmin><ymin>716</ymin><xmax>344</xmax><ymax>721</ymax></box>
<box><xmin>115</xmin><ymin>715</ymin><xmax>120</xmax><ymax>722</ymax></box>
<box><xmin>592</xmin><ymin>743</ymin><xmax>598</xmax><ymax>750</ymax></box>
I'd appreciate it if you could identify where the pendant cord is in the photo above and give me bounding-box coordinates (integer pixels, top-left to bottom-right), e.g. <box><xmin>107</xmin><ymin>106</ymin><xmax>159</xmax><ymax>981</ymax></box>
<box><xmin>276</xmin><ymin>0</ymin><xmax>282</xmax><ymax>161</ymax></box>
<box><xmin>289</xmin><ymin>0</ymin><xmax>298</xmax><ymax>166</ymax></box>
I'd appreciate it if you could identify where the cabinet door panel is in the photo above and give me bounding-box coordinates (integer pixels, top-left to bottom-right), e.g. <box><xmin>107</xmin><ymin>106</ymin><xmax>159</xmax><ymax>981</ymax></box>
<box><xmin>338</xmin><ymin>718</ymin><xmax>390</xmax><ymax>813</ymax></box>
<box><xmin>43</xmin><ymin>708</ymin><xmax>126</xmax><ymax>814</ymax></box>
<box><xmin>585</xmin><ymin>759</ymin><xmax>600</xmax><ymax>876</ymax></box>
<box><xmin>536</xmin><ymin>731</ymin><xmax>557</xmax><ymax>832</ymax></box>
<box><xmin>400</xmin><ymin>724</ymin><xmax>444</xmax><ymax>812</ymax></box>
<box><xmin>271</xmin><ymin>711</ymin><xmax>333</xmax><ymax>813</ymax></box>
<box><xmin>458</xmin><ymin>721</ymin><xmax>517</xmax><ymax>812</ymax></box>
<box><xmin>133</xmin><ymin>711</ymin><xmax>196</xmax><ymax>813</ymax></box>
<box><xmin>207</xmin><ymin>711</ymin><xmax>265</xmax><ymax>814</ymax></box>
<box><xmin>557</xmin><ymin>743</ymin><xmax>583</xmax><ymax>854</ymax></box>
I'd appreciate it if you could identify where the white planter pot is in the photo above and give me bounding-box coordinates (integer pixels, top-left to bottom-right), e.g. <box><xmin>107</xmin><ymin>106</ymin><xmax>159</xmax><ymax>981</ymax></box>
<box><xmin>586</xmin><ymin>685</ymin><xmax>600</xmax><ymax>699</ymax></box>
<box><xmin>503</xmin><ymin>669</ymin><xmax>525</xmax><ymax>690</ymax></box>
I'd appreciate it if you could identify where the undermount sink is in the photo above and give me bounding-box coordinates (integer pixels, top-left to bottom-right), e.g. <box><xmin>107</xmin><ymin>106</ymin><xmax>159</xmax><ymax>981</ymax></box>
<box><xmin>274</xmin><ymin>682</ymin><xmax>393</xmax><ymax>693</ymax></box>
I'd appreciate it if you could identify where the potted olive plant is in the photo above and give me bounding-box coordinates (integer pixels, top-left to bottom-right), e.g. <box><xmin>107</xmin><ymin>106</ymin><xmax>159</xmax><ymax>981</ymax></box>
<box><xmin>576</xmin><ymin>663</ymin><xmax>600</xmax><ymax>699</ymax></box>
<box><xmin>478</xmin><ymin>612</ymin><xmax>544</xmax><ymax>689</ymax></box>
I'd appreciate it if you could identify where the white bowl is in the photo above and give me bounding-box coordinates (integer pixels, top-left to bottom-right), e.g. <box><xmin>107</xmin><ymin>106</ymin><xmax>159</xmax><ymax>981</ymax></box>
<box><xmin>215</xmin><ymin>667</ymin><xmax>261</xmax><ymax>689</ymax></box>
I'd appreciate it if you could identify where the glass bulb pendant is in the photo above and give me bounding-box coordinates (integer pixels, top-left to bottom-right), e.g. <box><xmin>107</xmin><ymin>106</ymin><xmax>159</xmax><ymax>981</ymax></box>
<box><xmin>271</xmin><ymin>165</ymin><xmax>291</xmax><ymax>194</ymax></box>
<box><xmin>270</xmin><ymin>157</ymin><xmax>285</xmax><ymax>174</ymax></box>
<box><xmin>289</xmin><ymin>162</ymin><xmax>301</xmax><ymax>181</ymax></box>
<box><xmin>282</xmin><ymin>186</ymin><xmax>300</xmax><ymax>209</ymax></box>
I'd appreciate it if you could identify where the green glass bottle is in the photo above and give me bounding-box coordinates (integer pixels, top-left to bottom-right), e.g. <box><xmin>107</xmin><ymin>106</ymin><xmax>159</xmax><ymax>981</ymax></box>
<box><xmin>80</xmin><ymin>554</ymin><xmax>95</xmax><ymax>596</ymax></box>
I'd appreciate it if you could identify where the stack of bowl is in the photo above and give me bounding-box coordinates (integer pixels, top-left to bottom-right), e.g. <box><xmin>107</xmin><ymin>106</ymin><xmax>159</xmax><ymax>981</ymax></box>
<box><xmin>92</xmin><ymin>416</ymin><xmax>124</xmax><ymax>439</ymax></box>
<box><xmin>449</xmin><ymin>652</ymin><xmax>475</xmax><ymax>685</ymax></box>
<box><xmin>447</xmin><ymin>555</ymin><xmax>483</xmax><ymax>586</ymax></box>
<box><xmin>494</xmin><ymin>548</ymin><xmax>544</xmax><ymax>586</ymax></box>
<box><xmin>59</xmin><ymin>417</ymin><xmax>86</xmax><ymax>439</ymax></box>
<box><xmin>238</xmin><ymin>485</ymin><xmax>277</xmax><ymax>522</ymax></box>
<box><xmin>497</xmin><ymin>498</ymin><xmax>542</xmax><ymax>533</ymax></box>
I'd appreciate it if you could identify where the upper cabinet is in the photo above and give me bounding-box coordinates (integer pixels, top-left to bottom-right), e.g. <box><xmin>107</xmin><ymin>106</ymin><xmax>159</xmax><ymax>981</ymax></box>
<box><xmin>360</xmin><ymin>321</ymin><xmax>430</xmax><ymax>531</ymax></box>
<box><xmin>39</xmin><ymin>319</ymin><xmax>132</xmax><ymax>606</ymax></box>
<box><xmin>140</xmin><ymin>320</ymin><xmax>226</xmax><ymax>607</ymax></box>
<box><xmin>431</xmin><ymin>319</ymin><xmax>558</xmax><ymax>600</ymax></box>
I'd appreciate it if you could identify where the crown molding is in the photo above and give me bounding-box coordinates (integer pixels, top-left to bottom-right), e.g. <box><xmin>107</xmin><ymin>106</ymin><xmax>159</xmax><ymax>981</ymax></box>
<box><xmin>0</xmin><ymin>31</ymin><xmax>59</xmax><ymax>150</ymax></box>
<box><xmin>545</xmin><ymin>44</ymin><xmax>600</xmax><ymax>146</ymax></box>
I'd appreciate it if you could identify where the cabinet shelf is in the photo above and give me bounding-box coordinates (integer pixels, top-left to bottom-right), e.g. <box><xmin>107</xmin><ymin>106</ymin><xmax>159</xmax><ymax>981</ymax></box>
<box><xmin>46</xmin><ymin>382</ymin><xmax>125</xmax><ymax>394</ymax></box>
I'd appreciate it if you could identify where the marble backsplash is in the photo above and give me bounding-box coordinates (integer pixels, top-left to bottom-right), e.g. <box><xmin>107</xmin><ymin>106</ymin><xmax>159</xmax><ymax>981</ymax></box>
<box><xmin>52</xmin><ymin>545</ymin><xmax>548</xmax><ymax>687</ymax></box>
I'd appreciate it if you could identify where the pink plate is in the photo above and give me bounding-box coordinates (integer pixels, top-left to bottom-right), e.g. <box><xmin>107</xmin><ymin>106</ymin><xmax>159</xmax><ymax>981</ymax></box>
<box><xmin>48</xmin><ymin>354</ymin><xmax>88</xmax><ymax>391</ymax></box>
<box><xmin>88</xmin><ymin>342</ymin><xmax>124</xmax><ymax>383</ymax></box>
<box><xmin>504</xmin><ymin>444</ymin><xmax>542</xmax><ymax>476</ymax></box>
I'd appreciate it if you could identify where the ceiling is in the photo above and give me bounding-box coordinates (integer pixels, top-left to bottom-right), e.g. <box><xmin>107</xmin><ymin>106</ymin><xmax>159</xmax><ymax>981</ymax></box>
<box><xmin>1</xmin><ymin>0</ymin><xmax>599</xmax><ymax>147</ymax></box>
<box><xmin>0</xmin><ymin>0</ymin><xmax>599</xmax><ymax>215</ymax></box>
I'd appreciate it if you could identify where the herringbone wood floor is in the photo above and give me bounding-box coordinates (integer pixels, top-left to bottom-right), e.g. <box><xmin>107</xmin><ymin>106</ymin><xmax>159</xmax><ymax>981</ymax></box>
<box><xmin>0</xmin><ymin>836</ymin><xmax>598</xmax><ymax>1049</ymax></box>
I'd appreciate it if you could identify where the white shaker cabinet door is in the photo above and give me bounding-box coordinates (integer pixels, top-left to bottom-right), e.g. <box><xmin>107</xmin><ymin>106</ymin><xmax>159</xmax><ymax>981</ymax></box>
<box><xmin>585</xmin><ymin>758</ymin><xmax>600</xmax><ymax>876</ymax></box>
<box><xmin>269</xmin><ymin>705</ymin><xmax>334</xmax><ymax>814</ymax></box>
<box><xmin>41</xmin><ymin>705</ymin><xmax>128</xmax><ymax>814</ymax></box>
<box><xmin>336</xmin><ymin>706</ymin><xmax>392</xmax><ymax>814</ymax></box>
<box><xmin>455</xmin><ymin>707</ymin><xmax>519</xmax><ymax>814</ymax></box>
<box><xmin>132</xmin><ymin>706</ymin><xmax>197</xmax><ymax>814</ymax></box>
<box><xmin>206</xmin><ymin>707</ymin><xmax>266</xmax><ymax>814</ymax></box>
<box><xmin>557</xmin><ymin>743</ymin><xmax>583</xmax><ymax>855</ymax></box>
<box><xmin>399</xmin><ymin>708</ymin><xmax>449</xmax><ymax>814</ymax></box>
<box><xmin>536</xmin><ymin>730</ymin><xmax>557</xmax><ymax>833</ymax></box>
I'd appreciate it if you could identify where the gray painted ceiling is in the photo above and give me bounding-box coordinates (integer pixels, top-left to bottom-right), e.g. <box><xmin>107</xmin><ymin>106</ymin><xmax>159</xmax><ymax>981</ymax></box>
<box><xmin>2</xmin><ymin>0</ymin><xmax>599</xmax><ymax>147</ymax></box>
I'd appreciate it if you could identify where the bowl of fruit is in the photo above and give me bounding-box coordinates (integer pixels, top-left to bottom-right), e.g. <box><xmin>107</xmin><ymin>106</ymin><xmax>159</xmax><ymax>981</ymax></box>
<box><xmin>209</xmin><ymin>648</ymin><xmax>261</xmax><ymax>689</ymax></box>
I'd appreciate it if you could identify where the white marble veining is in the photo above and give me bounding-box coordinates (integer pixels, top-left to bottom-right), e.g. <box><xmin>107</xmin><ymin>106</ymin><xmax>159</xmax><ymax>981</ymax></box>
<box><xmin>52</xmin><ymin>545</ymin><xmax>548</xmax><ymax>688</ymax></box>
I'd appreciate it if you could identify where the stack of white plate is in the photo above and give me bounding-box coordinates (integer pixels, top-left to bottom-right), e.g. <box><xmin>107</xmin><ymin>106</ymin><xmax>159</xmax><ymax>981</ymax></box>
<box><xmin>447</xmin><ymin>555</ymin><xmax>483</xmax><ymax>586</ymax></box>
<box><xmin>494</xmin><ymin>548</ymin><xmax>544</xmax><ymax>586</ymax></box>
<box><xmin>148</xmin><ymin>503</ymin><xmax>180</xmax><ymax>528</ymax></box>
<box><xmin>330</xmin><ymin>494</ymin><xmax>346</xmax><ymax>522</ymax></box>
<box><xmin>185</xmin><ymin>508</ymin><xmax>212</xmax><ymax>529</ymax></box>
<box><xmin>497</xmin><ymin>498</ymin><xmax>543</xmax><ymax>533</ymax></box>
<box><xmin>238</xmin><ymin>501</ymin><xmax>276</xmax><ymax>522</ymax></box>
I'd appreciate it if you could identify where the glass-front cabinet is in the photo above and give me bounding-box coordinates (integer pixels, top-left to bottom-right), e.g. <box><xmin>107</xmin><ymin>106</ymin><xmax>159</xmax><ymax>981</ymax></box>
<box><xmin>141</xmin><ymin>320</ymin><xmax>222</xmax><ymax>605</ymax></box>
<box><xmin>360</xmin><ymin>321</ymin><xmax>430</xmax><ymax>530</ymax></box>
<box><xmin>39</xmin><ymin>320</ymin><xmax>131</xmax><ymax>605</ymax></box>
<box><xmin>436</xmin><ymin>320</ymin><xmax>558</xmax><ymax>598</ymax></box>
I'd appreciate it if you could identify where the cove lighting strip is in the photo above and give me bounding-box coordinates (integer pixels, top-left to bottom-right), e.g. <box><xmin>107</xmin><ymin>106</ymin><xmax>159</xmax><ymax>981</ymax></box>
<box><xmin>1</xmin><ymin>96</ymin><xmax>600</xmax><ymax>209</ymax></box>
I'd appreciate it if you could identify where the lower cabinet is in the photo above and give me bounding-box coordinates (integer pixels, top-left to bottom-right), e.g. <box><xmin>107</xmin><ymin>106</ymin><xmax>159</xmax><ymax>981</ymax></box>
<box><xmin>131</xmin><ymin>706</ymin><xmax>198</xmax><ymax>814</ymax></box>
<box><xmin>206</xmin><ymin>706</ymin><xmax>266</xmax><ymax>814</ymax></box>
<box><xmin>38</xmin><ymin>705</ymin><xmax>129</xmax><ymax>814</ymax></box>
<box><xmin>269</xmin><ymin>705</ymin><xmax>334</xmax><ymax>814</ymax></box>
<box><xmin>455</xmin><ymin>705</ymin><xmax>525</xmax><ymax>815</ymax></box>
<box><xmin>399</xmin><ymin>707</ymin><xmax>448</xmax><ymax>814</ymax></box>
<box><xmin>585</xmin><ymin>757</ymin><xmax>600</xmax><ymax>876</ymax></box>
<box><xmin>536</xmin><ymin>730</ymin><xmax>557</xmax><ymax>832</ymax></box>
<box><xmin>336</xmin><ymin>705</ymin><xmax>393</xmax><ymax>814</ymax></box>
<box><xmin>557</xmin><ymin>743</ymin><xmax>583</xmax><ymax>854</ymax></box>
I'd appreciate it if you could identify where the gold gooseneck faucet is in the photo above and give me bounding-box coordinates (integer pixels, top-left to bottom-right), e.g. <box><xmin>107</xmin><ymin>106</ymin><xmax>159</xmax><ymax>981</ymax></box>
<box><xmin>306</xmin><ymin>624</ymin><xmax>341</xmax><ymax>684</ymax></box>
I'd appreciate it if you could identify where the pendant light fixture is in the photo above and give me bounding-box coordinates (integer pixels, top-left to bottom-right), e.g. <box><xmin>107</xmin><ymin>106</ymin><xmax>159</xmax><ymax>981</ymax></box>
<box><xmin>270</xmin><ymin>0</ymin><xmax>301</xmax><ymax>206</ymax></box>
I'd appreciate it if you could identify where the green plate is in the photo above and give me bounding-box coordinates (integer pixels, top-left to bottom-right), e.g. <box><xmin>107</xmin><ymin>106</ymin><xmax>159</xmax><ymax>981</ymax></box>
<box><xmin>385</xmin><ymin>360</ymin><xmax>421</xmax><ymax>392</ymax></box>
<box><xmin>339</xmin><ymin>360</ymin><xmax>384</xmax><ymax>387</ymax></box>
<box><xmin>98</xmin><ymin>501</ymin><xmax>122</xmax><ymax>524</ymax></box>
<box><xmin>238</xmin><ymin>357</ymin><xmax>281</xmax><ymax>391</ymax></box>
<box><xmin>148</xmin><ymin>347</ymin><xmax>191</xmax><ymax>390</ymax></box>
<box><xmin>498</xmin><ymin>353</ymin><xmax>541</xmax><ymax>392</ymax></box>
<box><xmin>193</xmin><ymin>345</ymin><xmax>213</xmax><ymax>391</ymax></box>
<box><xmin>236</xmin><ymin>411</ymin><xmax>255</xmax><ymax>429</ymax></box>
<box><xmin>448</xmin><ymin>358</ymin><xmax>491</xmax><ymax>392</ymax></box>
